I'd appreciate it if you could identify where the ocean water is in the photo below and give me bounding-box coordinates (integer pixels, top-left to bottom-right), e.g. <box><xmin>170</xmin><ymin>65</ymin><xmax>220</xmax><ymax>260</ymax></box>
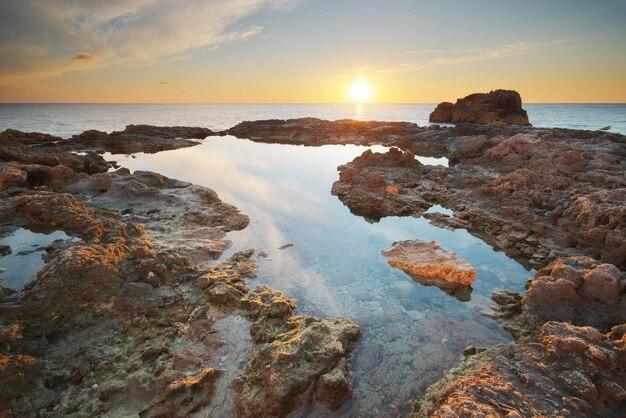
<box><xmin>0</xmin><ymin>103</ymin><xmax>624</xmax><ymax>137</ymax></box>
<box><xmin>0</xmin><ymin>103</ymin><xmax>622</xmax><ymax>416</ymax></box>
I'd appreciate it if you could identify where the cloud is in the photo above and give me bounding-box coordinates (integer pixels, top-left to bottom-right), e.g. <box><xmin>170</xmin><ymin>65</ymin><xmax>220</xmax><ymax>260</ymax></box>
<box><xmin>73</xmin><ymin>52</ymin><xmax>95</xmax><ymax>60</ymax></box>
<box><xmin>375</xmin><ymin>40</ymin><xmax>568</xmax><ymax>74</ymax></box>
<box><xmin>0</xmin><ymin>0</ymin><xmax>299</xmax><ymax>86</ymax></box>
<box><xmin>159</xmin><ymin>81</ymin><xmax>169</xmax><ymax>85</ymax></box>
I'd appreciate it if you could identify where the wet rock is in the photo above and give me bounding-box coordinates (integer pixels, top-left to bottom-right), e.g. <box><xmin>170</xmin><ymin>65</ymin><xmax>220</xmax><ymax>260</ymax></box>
<box><xmin>423</xmin><ymin>212</ymin><xmax>468</xmax><ymax>230</ymax></box>
<box><xmin>140</xmin><ymin>368</ymin><xmax>221</xmax><ymax>417</ymax></box>
<box><xmin>382</xmin><ymin>240</ymin><xmax>476</xmax><ymax>296</ymax></box>
<box><xmin>315</xmin><ymin>358</ymin><xmax>353</xmax><ymax>410</ymax></box>
<box><xmin>0</xmin><ymin>355</ymin><xmax>56</xmax><ymax>415</ymax></box>
<box><xmin>227</xmin><ymin>117</ymin><xmax>423</xmax><ymax>147</ymax></box>
<box><xmin>429</xmin><ymin>90</ymin><xmax>530</xmax><ymax>125</ymax></box>
<box><xmin>331</xmin><ymin>147</ymin><xmax>436</xmax><ymax>220</ymax></box>
<box><xmin>333</xmin><ymin>126</ymin><xmax>626</xmax><ymax>270</ymax></box>
<box><xmin>65</xmin><ymin>124</ymin><xmax>216</xmax><ymax>154</ymax></box>
<box><xmin>493</xmin><ymin>257</ymin><xmax>625</xmax><ymax>336</ymax></box>
<box><xmin>414</xmin><ymin>321</ymin><xmax>626</xmax><ymax>417</ymax></box>
<box><xmin>0</xmin><ymin>245</ymin><xmax>10</xmax><ymax>258</ymax></box>
<box><xmin>0</xmin><ymin>162</ymin><xmax>28</xmax><ymax>191</ymax></box>
<box><xmin>208</xmin><ymin>282</ymin><xmax>244</xmax><ymax>305</ymax></box>
<box><xmin>63</xmin><ymin>168</ymin><xmax>249</xmax><ymax>260</ymax></box>
<box><xmin>234</xmin><ymin>311</ymin><xmax>360</xmax><ymax>417</ymax></box>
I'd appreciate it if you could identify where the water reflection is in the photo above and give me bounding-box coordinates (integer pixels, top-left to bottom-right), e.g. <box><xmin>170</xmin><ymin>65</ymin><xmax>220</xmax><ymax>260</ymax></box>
<box><xmin>108</xmin><ymin>136</ymin><xmax>531</xmax><ymax>416</ymax></box>
<box><xmin>0</xmin><ymin>228</ymin><xmax>76</xmax><ymax>290</ymax></box>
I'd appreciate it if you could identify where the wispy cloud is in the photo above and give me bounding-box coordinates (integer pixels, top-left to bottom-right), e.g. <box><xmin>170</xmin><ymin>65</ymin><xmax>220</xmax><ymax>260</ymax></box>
<box><xmin>0</xmin><ymin>0</ymin><xmax>299</xmax><ymax>86</ymax></box>
<box><xmin>375</xmin><ymin>40</ymin><xmax>568</xmax><ymax>74</ymax></box>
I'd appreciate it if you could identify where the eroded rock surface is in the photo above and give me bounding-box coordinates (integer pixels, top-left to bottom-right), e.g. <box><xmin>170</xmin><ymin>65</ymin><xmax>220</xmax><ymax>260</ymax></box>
<box><xmin>414</xmin><ymin>321</ymin><xmax>626</xmax><ymax>417</ymax></box>
<box><xmin>333</xmin><ymin>126</ymin><xmax>626</xmax><ymax>270</ymax></box>
<box><xmin>1</xmin><ymin>129</ymin><xmax>110</xmax><ymax>175</ymax></box>
<box><xmin>382</xmin><ymin>240</ymin><xmax>475</xmax><ymax>300</ymax></box>
<box><xmin>429</xmin><ymin>89</ymin><xmax>530</xmax><ymax>125</ymax></box>
<box><xmin>491</xmin><ymin>257</ymin><xmax>626</xmax><ymax>336</ymax></box>
<box><xmin>63</xmin><ymin>168</ymin><xmax>249</xmax><ymax>260</ymax></box>
<box><xmin>235</xmin><ymin>285</ymin><xmax>361</xmax><ymax>416</ymax></box>
<box><xmin>0</xmin><ymin>127</ymin><xmax>359</xmax><ymax>416</ymax></box>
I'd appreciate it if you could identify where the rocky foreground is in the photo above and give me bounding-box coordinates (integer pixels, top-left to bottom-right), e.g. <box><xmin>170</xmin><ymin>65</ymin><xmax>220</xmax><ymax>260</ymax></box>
<box><xmin>0</xmin><ymin>127</ymin><xmax>360</xmax><ymax>416</ymax></box>
<box><xmin>1</xmin><ymin>93</ymin><xmax>625</xmax><ymax>417</ymax></box>
<box><xmin>226</xmin><ymin>94</ymin><xmax>625</xmax><ymax>417</ymax></box>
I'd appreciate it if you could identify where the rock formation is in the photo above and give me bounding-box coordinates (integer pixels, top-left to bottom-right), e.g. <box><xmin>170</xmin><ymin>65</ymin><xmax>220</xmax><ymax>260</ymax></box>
<box><xmin>429</xmin><ymin>90</ymin><xmax>530</xmax><ymax>125</ymax></box>
<box><xmin>414</xmin><ymin>321</ymin><xmax>626</xmax><ymax>417</ymax></box>
<box><xmin>0</xmin><ymin>128</ymin><xmax>360</xmax><ymax>417</ymax></box>
<box><xmin>382</xmin><ymin>240</ymin><xmax>475</xmax><ymax>300</ymax></box>
<box><xmin>332</xmin><ymin>127</ymin><xmax>625</xmax><ymax>270</ymax></box>
<box><xmin>63</xmin><ymin>168</ymin><xmax>249</xmax><ymax>260</ymax></box>
<box><xmin>491</xmin><ymin>257</ymin><xmax>626</xmax><ymax>336</ymax></box>
<box><xmin>64</xmin><ymin>124</ymin><xmax>217</xmax><ymax>154</ymax></box>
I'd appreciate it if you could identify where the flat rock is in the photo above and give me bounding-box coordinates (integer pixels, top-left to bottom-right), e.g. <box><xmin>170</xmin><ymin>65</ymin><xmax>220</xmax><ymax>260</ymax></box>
<box><xmin>382</xmin><ymin>240</ymin><xmax>476</xmax><ymax>293</ymax></box>
<box><xmin>64</xmin><ymin>124</ymin><xmax>216</xmax><ymax>154</ymax></box>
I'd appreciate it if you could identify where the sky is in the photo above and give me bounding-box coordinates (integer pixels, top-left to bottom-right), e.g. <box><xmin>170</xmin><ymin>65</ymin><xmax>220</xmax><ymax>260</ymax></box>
<box><xmin>1</xmin><ymin>0</ymin><xmax>625</xmax><ymax>103</ymax></box>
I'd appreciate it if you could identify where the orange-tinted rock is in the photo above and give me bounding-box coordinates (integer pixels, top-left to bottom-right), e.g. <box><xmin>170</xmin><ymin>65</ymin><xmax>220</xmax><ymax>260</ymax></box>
<box><xmin>382</xmin><ymin>240</ymin><xmax>475</xmax><ymax>299</ymax></box>
<box><xmin>414</xmin><ymin>321</ymin><xmax>626</xmax><ymax>417</ymax></box>
<box><xmin>492</xmin><ymin>257</ymin><xmax>625</xmax><ymax>335</ymax></box>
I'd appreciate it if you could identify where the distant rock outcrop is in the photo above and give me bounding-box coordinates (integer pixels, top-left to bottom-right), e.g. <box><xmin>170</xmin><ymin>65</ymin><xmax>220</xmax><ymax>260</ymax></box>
<box><xmin>429</xmin><ymin>89</ymin><xmax>530</xmax><ymax>125</ymax></box>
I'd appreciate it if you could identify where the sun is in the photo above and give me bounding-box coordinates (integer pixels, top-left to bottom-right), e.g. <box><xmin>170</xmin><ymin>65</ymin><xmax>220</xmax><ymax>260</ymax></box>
<box><xmin>347</xmin><ymin>78</ymin><xmax>372</xmax><ymax>103</ymax></box>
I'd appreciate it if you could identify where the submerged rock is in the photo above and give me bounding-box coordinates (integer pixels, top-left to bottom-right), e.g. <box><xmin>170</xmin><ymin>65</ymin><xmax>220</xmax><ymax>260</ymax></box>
<box><xmin>429</xmin><ymin>89</ymin><xmax>530</xmax><ymax>125</ymax></box>
<box><xmin>414</xmin><ymin>321</ymin><xmax>626</xmax><ymax>417</ymax></box>
<box><xmin>382</xmin><ymin>240</ymin><xmax>475</xmax><ymax>299</ymax></box>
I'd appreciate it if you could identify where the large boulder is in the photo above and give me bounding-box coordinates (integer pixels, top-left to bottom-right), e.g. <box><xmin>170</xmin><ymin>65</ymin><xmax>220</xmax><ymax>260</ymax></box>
<box><xmin>429</xmin><ymin>90</ymin><xmax>530</xmax><ymax>125</ymax></box>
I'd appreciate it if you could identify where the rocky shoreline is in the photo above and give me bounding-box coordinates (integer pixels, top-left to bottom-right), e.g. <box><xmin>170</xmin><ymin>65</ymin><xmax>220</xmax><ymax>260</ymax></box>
<box><xmin>1</xmin><ymin>92</ymin><xmax>625</xmax><ymax>417</ymax></box>
<box><xmin>220</xmin><ymin>93</ymin><xmax>625</xmax><ymax>416</ymax></box>
<box><xmin>0</xmin><ymin>127</ymin><xmax>360</xmax><ymax>416</ymax></box>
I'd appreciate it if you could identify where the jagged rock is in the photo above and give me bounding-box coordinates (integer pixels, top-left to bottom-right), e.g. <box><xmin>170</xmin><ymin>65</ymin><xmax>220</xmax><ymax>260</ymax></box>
<box><xmin>492</xmin><ymin>257</ymin><xmax>626</xmax><ymax>336</ymax></box>
<box><xmin>234</xmin><ymin>291</ymin><xmax>360</xmax><ymax>418</ymax></box>
<box><xmin>331</xmin><ymin>147</ymin><xmax>437</xmax><ymax>220</ymax></box>
<box><xmin>414</xmin><ymin>321</ymin><xmax>626</xmax><ymax>417</ymax></box>
<box><xmin>382</xmin><ymin>240</ymin><xmax>475</xmax><ymax>300</ymax></box>
<box><xmin>429</xmin><ymin>90</ymin><xmax>530</xmax><ymax>125</ymax></box>
<box><xmin>1</xmin><ymin>131</ymin><xmax>110</xmax><ymax>175</ymax></box>
<box><xmin>333</xmin><ymin>127</ymin><xmax>626</xmax><ymax>269</ymax></box>
<box><xmin>140</xmin><ymin>368</ymin><xmax>221</xmax><ymax>417</ymax></box>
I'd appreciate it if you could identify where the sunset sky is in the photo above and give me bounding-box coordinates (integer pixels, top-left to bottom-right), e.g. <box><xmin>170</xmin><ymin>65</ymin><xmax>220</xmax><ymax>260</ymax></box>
<box><xmin>1</xmin><ymin>0</ymin><xmax>625</xmax><ymax>103</ymax></box>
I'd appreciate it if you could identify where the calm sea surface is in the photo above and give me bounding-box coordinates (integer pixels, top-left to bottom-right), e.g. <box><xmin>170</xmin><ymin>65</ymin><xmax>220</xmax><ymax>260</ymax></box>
<box><xmin>0</xmin><ymin>103</ymin><xmax>624</xmax><ymax>136</ymax></box>
<box><xmin>0</xmin><ymin>103</ymin><xmax>623</xmax><ymax>416</ymax></box>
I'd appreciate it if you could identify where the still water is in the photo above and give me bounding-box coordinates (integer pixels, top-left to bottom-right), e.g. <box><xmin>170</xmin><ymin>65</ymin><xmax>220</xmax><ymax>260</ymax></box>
<box><xmin>107</xmin><ymin>138</ymin><xmax>529</xmax><ymax>416</ymax></box>
<box><xmin>1</xmin><ymin>103</ymin><xmax>618</xmax><ymax>416</ymax></box>
<box><xmin>0</xmin><ymin>228</ymin><xmax>75</xmax><ymax>290</ymax></box>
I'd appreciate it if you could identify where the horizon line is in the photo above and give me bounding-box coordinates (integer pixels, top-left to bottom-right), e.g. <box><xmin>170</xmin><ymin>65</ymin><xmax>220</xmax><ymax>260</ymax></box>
<box><xmin>1</xmin><ymin>101</ymin><xmax>625</xmax><ymax>105</ymax></box>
